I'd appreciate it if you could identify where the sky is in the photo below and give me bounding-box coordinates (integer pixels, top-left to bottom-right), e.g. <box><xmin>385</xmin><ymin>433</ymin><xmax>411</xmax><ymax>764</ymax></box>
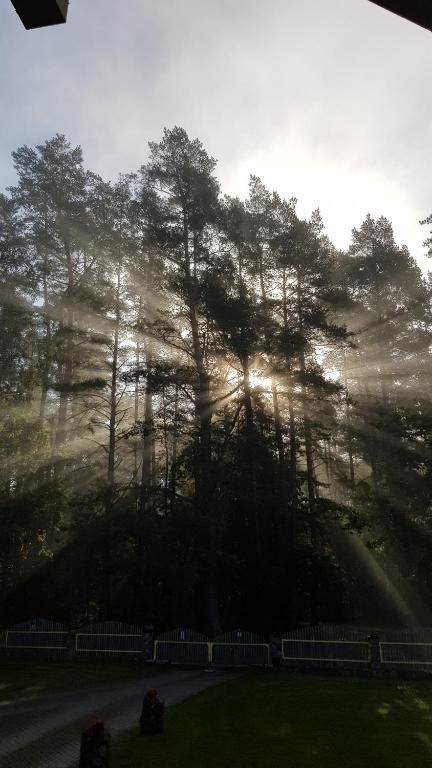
<box><xmin>1</xmin><ymin>0</ymin><xmax>431</xmax><ymax>269</ymax></box>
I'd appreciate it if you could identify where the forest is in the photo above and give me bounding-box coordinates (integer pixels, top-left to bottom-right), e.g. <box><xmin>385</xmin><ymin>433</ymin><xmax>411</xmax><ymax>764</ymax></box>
<box><xmin>1</xmin><ymin>127</ymin><xmax>432</xmax><ymax>635</ymax></box>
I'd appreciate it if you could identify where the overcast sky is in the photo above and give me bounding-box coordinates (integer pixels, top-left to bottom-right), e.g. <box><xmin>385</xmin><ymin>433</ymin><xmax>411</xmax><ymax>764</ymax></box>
<box><xmin>1</xmin><ymin>0</ymin><xmax>431</xmax><ymax>268</ymax></box>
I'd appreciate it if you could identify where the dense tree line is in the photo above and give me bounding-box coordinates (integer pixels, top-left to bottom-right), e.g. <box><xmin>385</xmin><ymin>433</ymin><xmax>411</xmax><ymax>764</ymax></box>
<box><xmin>1</xmin><ymin>128</ymin><xmax>432</xmax><ymax>633</ymax></box>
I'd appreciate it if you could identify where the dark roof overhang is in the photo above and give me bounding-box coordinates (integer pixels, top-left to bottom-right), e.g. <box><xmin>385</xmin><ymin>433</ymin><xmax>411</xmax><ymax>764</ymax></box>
<box><xmin>369</xmin><ymin>1</ymin><xmax>432</xmax><ymax>33</ymax></box>
<box><xmin>11</xmin><ymin>1</ymin><xmax>69</xmax><ymax>30</ymax></box>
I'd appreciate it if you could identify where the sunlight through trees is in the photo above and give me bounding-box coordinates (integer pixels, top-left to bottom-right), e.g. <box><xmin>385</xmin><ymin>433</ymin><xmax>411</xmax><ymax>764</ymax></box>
<box><xmin>1</xmin><ymin>128</ymin><xmax>432</xmax><ymax>633</ymax></box>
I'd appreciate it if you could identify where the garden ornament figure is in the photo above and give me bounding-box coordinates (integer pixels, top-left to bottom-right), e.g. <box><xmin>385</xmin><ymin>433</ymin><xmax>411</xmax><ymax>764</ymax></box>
<box><xmin>140</xmin><ymin>688</ymin><xmax>165</xmax><ymax>735</ymax></box>
<box><xmin>79</xmin><ymin>719</ymin><xmax>111</xmax><ymax>768</ymax></box>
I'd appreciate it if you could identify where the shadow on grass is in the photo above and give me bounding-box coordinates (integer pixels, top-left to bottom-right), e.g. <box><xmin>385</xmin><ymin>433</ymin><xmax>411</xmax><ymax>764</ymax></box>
<box><xmin>113</xmin><ymin>673</ymin><xmax>432</xmax><ymax>768</ymax></box>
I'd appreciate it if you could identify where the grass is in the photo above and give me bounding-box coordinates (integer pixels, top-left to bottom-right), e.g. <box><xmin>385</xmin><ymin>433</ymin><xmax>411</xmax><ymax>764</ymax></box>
<box><xmin>0</xmin><ymin>658</ymin><xmax>149</xmax><ymax>702</ymax></box>
<box><xmin>113</xmin><ymin>672</ymin><xmax>432</xmax><ymax>768</ymax></box>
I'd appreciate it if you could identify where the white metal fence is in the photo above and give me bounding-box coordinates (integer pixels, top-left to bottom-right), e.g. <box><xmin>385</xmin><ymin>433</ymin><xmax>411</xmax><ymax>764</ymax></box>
<box><xmin>380</xmin><ymin>642</ymin><xmax>432</xmax><ymax>665</ymax></box>
<box><xmin>282</xmin><ymin>638</ymin><xmax>370</xmax><ymax>663</ymax></box>
<box><xmin>378</xmin><ymin>629</ymin><xmax>432</xmax><ymax>670</ymax></box>
<box><xmin>6</xmin><ymin>619</ymin><xmax>432</xmax><ymax>672</ymax></box>
<box><xmin>153</xmin><ymin>628</ymin><xmax>271</xmax><ymax>666</ymax></box>
<box><xmin>281</xmin><ymin>625</ymin><xmax>372</xmax><ymax>666</ymax></box>
<box><xmin>5</xmin><ymin>620</ymin><xmax>69</xmax><ymax>651</ymax></box>
<box><xmin>75</xmin><ymin>622</ymin><xmax>144</xmax><ymax>655</ymax></box>
<box><xmin>154</xmin><ymin>628</ymin><xmax>210</xmax><ymax>664</ymax></box>
<box><xmin>213</xmin><ymin>631</ymin><xmax>271</xmax><ymax>667</ymax></box>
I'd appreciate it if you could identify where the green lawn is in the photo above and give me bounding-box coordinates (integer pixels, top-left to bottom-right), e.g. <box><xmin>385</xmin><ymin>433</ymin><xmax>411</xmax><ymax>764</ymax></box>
<box><xmin>0</xmin><ymin>659</ymin><xmax>147</xmax><ymax>702</ymax></box>
<box><xmin>113</xmin><ymin>673</ymin><xmax>432</xmax><ymax>768</ymax></box>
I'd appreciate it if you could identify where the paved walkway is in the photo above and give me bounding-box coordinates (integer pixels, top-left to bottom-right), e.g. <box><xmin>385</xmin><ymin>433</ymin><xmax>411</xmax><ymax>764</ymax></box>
<box><xmin>0</xmin><ymin>669</ymin><xmax>229</xmax><ymax>767</ymax></box>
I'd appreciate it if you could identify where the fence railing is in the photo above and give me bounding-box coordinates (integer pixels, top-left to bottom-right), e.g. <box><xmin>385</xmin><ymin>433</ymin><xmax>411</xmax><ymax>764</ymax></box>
<box><xmin>6</xmin><ymin>619</ymin><xmax>432</xmax><ymax>672</ymax></box>
<box><xmin>153</xmin><ymin>641</ymin><xmax>271</xmax><ymax>667</ymax></box>
<box><xmin>74</xmin><ymin>622</ymin><xmax>147</xmax><ymax>655</ymax></box>
<box><xmin>153</xmin><ymin>628</ymin><xmax>271</xmax><ymax>667</ymax></box>
<box><xmin>5</xmin><ymin>620</ymin><xmax>70</xmax><ymax>651</ymax></box>
<box><xmin>6</xmin><ymin>630</ymin><xmax>70</xmax><ymax>650</ymax></box>
<box><xmin>379</xmin><ymin>642</ymin><xmax>432</xmax><ymax>665</ymax></box>
<box><xmin>213</xmin><ymin>642</ymin><xmax>271</xmax><ymax>667</ymax></box>
<box><xmin>154</xmin><ymin>640</ymin><xmax>211</xmax><ymax>664</ymax></box>
<box><xmin>2</xmin><ymin>620</ymin><xmax>271</xmax><ymax>667</ymax></box>
<box><xmin>75</xmin><ymin>633</ymin><xmax>145</xmax><ymax>654</ymax></box>
<box><xmin>281</xmin><ymin>639</ymin><xmax>370</xmax><ymax>664</ymax></box>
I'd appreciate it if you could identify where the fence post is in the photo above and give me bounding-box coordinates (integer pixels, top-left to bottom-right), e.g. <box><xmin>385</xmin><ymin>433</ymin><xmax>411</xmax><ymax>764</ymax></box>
<box><xmin>368</xmin><ymin>633</ymin><xmax>382</xmax><ymax>676</ymax></box>
<box><xmin>143</xmin><ymin>625</ymin><xmax>155</xmax><ymax>661</ymax></box>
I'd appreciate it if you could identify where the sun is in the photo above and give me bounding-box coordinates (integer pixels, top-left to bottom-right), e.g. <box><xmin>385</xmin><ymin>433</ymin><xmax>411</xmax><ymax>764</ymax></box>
<box><xmin>225</xmin><ymin>364</ymin><xmax>273</xmax><ymax>395</ymax></box>
<box><xmin>248</xmin><ymin>371</ymin><xmax>272</xmax><ymax>392</ymax></box>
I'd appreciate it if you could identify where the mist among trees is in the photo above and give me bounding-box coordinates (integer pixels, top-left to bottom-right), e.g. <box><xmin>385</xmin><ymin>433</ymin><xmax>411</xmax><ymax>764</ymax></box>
<box><xmin>1</xmin><ymin>127</ymin><xmax>432</xmax><ymax>634</ymax></box>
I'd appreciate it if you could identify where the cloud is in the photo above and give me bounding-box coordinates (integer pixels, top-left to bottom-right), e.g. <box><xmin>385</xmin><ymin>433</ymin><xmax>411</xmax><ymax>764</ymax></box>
<box><xmin>1</xmin><ymin>0</ymin><xmax>430</xmax><ymax>265</ymax></box>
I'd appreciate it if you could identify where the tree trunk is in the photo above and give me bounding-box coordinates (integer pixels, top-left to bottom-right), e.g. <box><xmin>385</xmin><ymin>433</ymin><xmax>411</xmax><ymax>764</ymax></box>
<box><xmin>162</xmin><ymin>384</ymin><xmax>170</xmax><ymax>516</ymax></box>
<box><xmin>170</xmin><ymin>378</ymin><xmax>179</xmax><ymax>514</ymax></box>
<box><xmin>39</xmin><ymin>265</ymin><xmax>51</xmax><ymax>423</ymax></box>
<box><xmin>55</xmin><ymin>238</ymin><xmax>74</xmax><ymax>448</ymax></box>
<box><xmin>140</xmin><ymin>344</ymin><xmax>153</xmax><ymax>514</ymax></box>
<box><xmin>55</xmin><ymin>319</ymin><xmax>73</xmax><ymax>448</ymax></box>
<box><xmin>40</xmin><ymin>215</ymin><xmax>52</xmax><ymax>424</ymax></box>
<box><xmin>107</xmin><ymin>259</ymin><xmax>121</xmax><ymax>498</ymax></box>
<box><xmin>184</xmin><ymin>214</ymin><xmax>219</xmax><ymax>635</ymax></box>
<box><xmin>104</xmin><ymin>252</ymin><xmax>122</xmax><ymax>616</ymax></box>
<box><xmin>343</xmin><ymin>353</ymin><xmax>355</xmax><ymax>489</ymax></box>
<box><xmin>134</xmin><ymin>297</ymin><xmax>142</xmax><ymax>505</ymax></box>
<box><xmin>258</xmin><ymin>249</ymin><xmax>267</xmax><ymax>306</ymax></box>
<box><xmin>358</xmin><ymin>347</ymin><xmax>378</xmax><ymax>488</ymax></box>
<box><xmin>297</xmin><ymin>270</ymin><xmax>319</xmax><ymax>626</ymax></box>
<box><xmin>272</xmin><ymin>380</ymin><xmax>284</xmax><ymax>468</ymax></box>
<box><xmin>241</xmin><ymin>356</ymin><xmax>261</xmax><ymax>557</ymax></box>
<box><xmin>282</xmin><ymin>267</ymin><xmax>298</xmax><ymax>626</ymax></box>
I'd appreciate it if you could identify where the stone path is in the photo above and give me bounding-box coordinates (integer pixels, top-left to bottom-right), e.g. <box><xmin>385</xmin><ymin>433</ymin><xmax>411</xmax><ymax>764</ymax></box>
<box><xmin>0</xmin><ymin>669</ymin><xmax>229</xmax><ymax>767</ymax></box>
